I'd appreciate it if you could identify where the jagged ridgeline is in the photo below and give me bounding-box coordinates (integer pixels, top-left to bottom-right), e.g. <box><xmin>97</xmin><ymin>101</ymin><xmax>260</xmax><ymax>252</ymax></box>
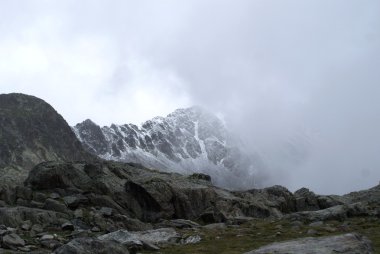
<box><xmin>73</xmin><ymin>106</ymin><xmax>266</xmax><ymax>190</ymax></box>
<box><xmin>0</xmin><ymin>93</ymin><xmax>95</xmax><ymax>184</ymax></box>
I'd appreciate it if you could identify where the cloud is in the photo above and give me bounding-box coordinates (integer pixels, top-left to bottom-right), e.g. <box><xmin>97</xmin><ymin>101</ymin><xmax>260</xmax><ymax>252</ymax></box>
<box><xmin>0</xmin><ymin>0</ymin><xmax>379</xmax><ymax>194</ymax></box>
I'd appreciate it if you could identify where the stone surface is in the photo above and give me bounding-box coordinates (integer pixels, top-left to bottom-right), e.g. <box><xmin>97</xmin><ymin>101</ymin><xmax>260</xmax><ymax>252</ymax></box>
<box><xmin>63</xmin><ymin>194</ymin><xmax>88</xmax><ymax>209</ymax></box>
<box><xmin>158</xmin><ymin>219</ymin><xmax>200</xmax><ymax>229</ymax></box>
<box><xmin>203</xmin><ymin>223</ymin><xmax>227</xmax><ymax>230</ymax></box>
<box><xmin>2</xmin><ymin>233</ymin><xmax>26</xmax><ymax>249</ymax></box>
<box><xmin>54</xmin><ymin>237</ymin><xmax>130</xmax><ymax>254</ymax></box>
<box><xmin>286</xmin><ymin>202</ymin><xmax>369</xmax><ymax>222</ymax></box>
<box><xmin>0</xmin><ymin>206</ymin><xmax>69</xmax><ymax>228</ymax></box>
<box><xmin>20</xmin><ymin>220</ymin><xmax>32</xmax><ymax>231</ymax></box>
<box><xmin>43</xmin><ymin>199</ymin><xmax>69</xmax><ymax>214</ymax></box>
<box><xmin>61</xmin><ymin>222</ymin><xmax>75</xmax><ymax>231</ymax></box>
<box><xmin>98</xmin><ymin>228</ymin><xmax>180</xmax><ymax>246</ymax></box>
<box><xmin>244</xmin><ymin>233</ymin><xmax>373</xmax><ymax>254</ymax></box>
<box><xmin>309</xmin><ymin>221</ymin><xmax>324</xmax><ymax>227</ymax></box>
<box><xmin>0</xmin><ymin>93</ymin><xmax>95</xmax><ymax>186</ymax></box>
<box><xmin>24</xmin><ymin>161</ymin><xmax>296</xmax><ymax>223</ymax></box>
<box><xmin>31</xmin><ymin>224</ymin><xmax>43</xmax><ymax>233</ymax></box>
<box><xmin>99</xmin><ymin>207</ymin><xmax>113</xmax><ymax>217</ymax></box>
<box><xmin>181</xmin><ymin>235</ymin><xmax>202</xmax><ymax>244</ymax></box>
<box><xmin>40</xmin><ymin>234</ymin><xmax>55</xmax><ymax>241</ymax></box>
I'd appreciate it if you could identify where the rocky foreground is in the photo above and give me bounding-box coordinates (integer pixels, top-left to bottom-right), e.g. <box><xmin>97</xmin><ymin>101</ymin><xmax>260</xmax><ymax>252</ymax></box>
<box><xmin>0</xmin><ymin>160</ymin><xmax>379</xmax><ymax>253</ymax></box>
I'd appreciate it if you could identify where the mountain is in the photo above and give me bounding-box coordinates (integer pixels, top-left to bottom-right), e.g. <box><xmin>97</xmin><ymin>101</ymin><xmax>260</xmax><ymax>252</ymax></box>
<box><xmin>73</xmin><ymin>106</ymin><xmax>265</xmax><ymax>189</ymax></box>
<box><xmin>0</xmin><ymin>93</ymin><xmax>94</xmax><ymax>184</ymax></box>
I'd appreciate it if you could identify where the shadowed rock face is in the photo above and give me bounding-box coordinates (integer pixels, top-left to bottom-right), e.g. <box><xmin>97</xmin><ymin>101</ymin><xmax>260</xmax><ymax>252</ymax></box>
<box><xmin>0</xmin><ymin>93</ymin><xmax>95</xmax><ymax>184</ymax></box>
<box><xmin>24</xmin><ymin>161</ymin><xmax>294</xmax><ymax>223</ymax></box>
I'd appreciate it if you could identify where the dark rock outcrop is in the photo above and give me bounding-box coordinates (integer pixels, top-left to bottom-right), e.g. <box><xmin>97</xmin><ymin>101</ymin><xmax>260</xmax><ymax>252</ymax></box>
<box><xmin>294</xmin><ymin>187</ymin><xmax>346</xmax><ymax>211</ymax></box>
<box><xmin>24</xmin><ymin>161</ymin><xmax>292</xmax><ymax>223</ymax></box>
<box><xmin>0</xmin><ymin>93</ymin><xmax>95</xmax><ymax>185</ymax></box>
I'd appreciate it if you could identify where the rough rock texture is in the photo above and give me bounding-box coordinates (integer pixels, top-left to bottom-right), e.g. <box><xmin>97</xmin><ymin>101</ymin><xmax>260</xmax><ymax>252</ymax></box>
<box><xmin>73</xmin><ymin>107</ymin><xmax>265</xmax><ymax>190</ymax></box>
<box><xmin>344</xmin><ymin>184</ymin><xmax>380</xmax><ymax>205</ymax></box>
<box><xmin>0</xmin><ymin>206</ymin><xmax>69</xmax><ymax>228</ymax></box>
<box><xmin>244</xmin><ymin>233</ymin><xmax>373</xmax><ymax>254</ymax></box>
<box><xmin>0</xmin><ymin>93</ymin><xmax>95</xmax><ymax>185</ymax></box>
<box><xmin>98</xmin><ymin>228</ymin><xmax>180</xmax><ymax>246</ymax></box>
<box><xmin>294</xmin><ymin>187</ymin><xmax>347</xmax><ymax>211</ymax></box>
<box><xmin>2</xmin><ymin>233</ymin><xmax>26</xmax><ymax>249</ymax></box>
<box><xmin>286</xmin><ymin>202</ymin><xmax>370</xmax><ymax>222</ymax></box>
<box><xmin>54</xmin><ymin>237</ymin><xmax>130</xmax><ymax>254</ymax></box>
<box><xmin>24</xmin><ymin>161</ymin><xmax>293</xmax><ymax>223</ymax></box>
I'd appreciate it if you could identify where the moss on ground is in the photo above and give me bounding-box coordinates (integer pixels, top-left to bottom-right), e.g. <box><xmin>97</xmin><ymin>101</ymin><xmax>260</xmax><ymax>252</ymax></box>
<box><xmin>142</xmin><ymin>216</ymin><xmax>380</xmax><ymax>254</ymax></box>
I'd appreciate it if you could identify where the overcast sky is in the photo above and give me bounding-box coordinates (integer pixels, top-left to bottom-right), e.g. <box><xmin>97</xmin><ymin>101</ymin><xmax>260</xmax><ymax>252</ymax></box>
<box><xmin>1</xmin><ymin>0</ymin><xmax>379</xmax><ymax>194</ymax></box>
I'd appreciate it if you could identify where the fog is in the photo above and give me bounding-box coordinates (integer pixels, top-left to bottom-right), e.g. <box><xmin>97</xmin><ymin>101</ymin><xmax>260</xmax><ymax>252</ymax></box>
<box><xmin>0</xmin><ymin>0</ymin><xmax>379</xmax><ymax>194</ymax></box>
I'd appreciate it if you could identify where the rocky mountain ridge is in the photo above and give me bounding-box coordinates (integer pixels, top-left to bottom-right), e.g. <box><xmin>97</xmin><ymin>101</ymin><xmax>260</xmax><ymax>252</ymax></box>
<box><xmin>0</xmin><ymin>93</ymin><xmax>94</xmax><ymax>185</ymax></box>
<box><xmin>73</xmin><ymin>106</ymin><xmax>264</xmax><ymax>190</ymax></box>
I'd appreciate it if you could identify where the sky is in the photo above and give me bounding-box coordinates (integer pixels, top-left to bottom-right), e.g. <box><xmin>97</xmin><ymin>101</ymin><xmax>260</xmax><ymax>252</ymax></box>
<box><xmin>0</xmin><ymin>0</ymin><xmax>379</xmax><ymax>194</ymax></box>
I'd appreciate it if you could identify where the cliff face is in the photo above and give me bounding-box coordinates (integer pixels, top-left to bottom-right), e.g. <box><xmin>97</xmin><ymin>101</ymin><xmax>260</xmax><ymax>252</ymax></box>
<box><xmin>0</xmin><ymin>93</ymin><xmax>94</xmax><ymax>184</ymax></box>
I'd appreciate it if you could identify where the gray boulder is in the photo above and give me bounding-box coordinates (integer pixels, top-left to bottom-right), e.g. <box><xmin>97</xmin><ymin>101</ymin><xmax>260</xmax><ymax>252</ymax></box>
<box><xmin>0</xmin><ymin>206</ymin><xmax>69</xmax><ymax>228</ymax></box>
<box><xmin>43</xmin><ymin>199</ymin><xmax>69</xmax><ymax>214</ymax></box>
<box><xmin>286</xmin><ymin>202</ymin><xmax>369</xmax><ymax>222</ymax></box>
<box><xmin>2</xmin><ymin>233</ymin><xmax>25</xmax><ymax>249</ymax></box>
<box><xmin>98</xmin><ymin>228</ymin><xmax>180</xmax><ymax>246</ymax></box>
<box><xmin>158</xmin><ymin>219</ymin><xmax>200</xmax><ymax>229</ymax></box>
<box><xmin>63</xmin><ymin>194</ymin><xmax>88</xmax><ymax>209</ymax></box>
<box><xmin>294</xmin><ymin>188</ymin><xmax>320</xmax><ymax>211</ymax></box>
<box><xmin>244</xmin><ymin>233</ymin><xmax>373</xmax><ymax>254</ymax></box>
<box><xmin>54</xmin><ymin>237</ymin><xmax>130</xmax><ymax>254</ymax></box>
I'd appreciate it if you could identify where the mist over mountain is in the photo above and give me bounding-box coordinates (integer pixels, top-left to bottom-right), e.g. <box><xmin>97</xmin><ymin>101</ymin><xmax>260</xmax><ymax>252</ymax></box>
<box><xmin>1</xmin><ymin>0</ymin><xmax>379</xmax><ymax>194</ymax></box>
<box><xmin>73</xmin><ymin>106</ymin><xmax>268</xmax><ymax>190</ymax></box>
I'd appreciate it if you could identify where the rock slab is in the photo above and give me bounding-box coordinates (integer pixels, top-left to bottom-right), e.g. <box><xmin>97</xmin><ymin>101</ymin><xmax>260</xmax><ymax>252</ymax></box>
<box><xmin>244</xmin><ymin>233</ymin><xmax>373</xmax><ymax>254</ymax></box>
<box><xmin>54</xmin><ymin>237</ymin><xmax>130</xmax><ymax>254</ymax></box>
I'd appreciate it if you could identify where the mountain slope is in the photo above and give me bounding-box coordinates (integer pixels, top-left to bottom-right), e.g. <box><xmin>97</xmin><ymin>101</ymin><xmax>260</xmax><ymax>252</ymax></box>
<box><xmin>73</xmin><ymin>107</ymin><xmax>265</xmax><ymax>189</ymax></box>
<box><xmin>0</xmin><ymin>93</ymin><xmax>94</xmax><ymax>184</ymax></box>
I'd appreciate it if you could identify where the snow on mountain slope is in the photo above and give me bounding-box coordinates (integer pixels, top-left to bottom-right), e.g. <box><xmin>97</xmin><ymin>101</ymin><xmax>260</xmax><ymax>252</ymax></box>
<box><xmin>73</xmin><ymin>106</ymin><xmax>265</xmax><ymax>190</ymax></box>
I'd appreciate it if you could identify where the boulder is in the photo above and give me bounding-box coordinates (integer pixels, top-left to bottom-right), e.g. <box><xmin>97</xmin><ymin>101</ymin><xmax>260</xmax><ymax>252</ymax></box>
<box><xmin>61</xmin><ymin>222</ymin><xmax>75</xmax><ymax>231</ymax></box>
<box><xmin>40</xmin><ymin>234</ymin><xmax>55</xmax><ymax>241</ymax></box>
<box><xmin>158</xmin><ymin>219</ymin><xmax>200</xmax><ymax>229</ymax></box>
<box><xmin>286</xmin><ymin>202</ymin><xmax>369</xmax><ymax>222</ymax></box>
<box><xmin>43</xmin><ymin>199</ymin><xmax>69</xmax><ymax>214</ymax></box>
<box><xmin>181</xmin><ymin>235</ymin><xmax>202</xmax><ymax>244</ymax></box>
<box><xmin>99</xmin><ymin>207</ymin><xmax>113</xmax><ymax>217</ymax></box>
<box><xmin>98</xmin><ymin>228</ymin><xmax>180</xmax><ymax>247</ymax></box>
<box><xmin>294</xmin><ymin>188</ymin><xmax>320</xmax><ymax>211</ymax></box>
<box><xmin>0</xmin><ymin>206</ymin><xmax>69</xmax><ymax>228</ymax></box>
<box><xmin>244</xmin><ymin>233</ymin><xmax>373</xmax><ymax>254</ymax></box>
<box><xmin>203</xmin><ymin>223</ymin><xmax>227</xmax><ymax>230</ymax></box>
<box><xmin>20</xmin><ymin>220</ymin><xmax>32</xmax><ymax>231</ymax></box>
<box><xmin>188</xmin><ymin>173</ymin><xmax>212</xmax><ymax>182</ymax></box>
<box><xmin>63</xmin><ymin>194</ymin><xmax>88</xmax><ymax>209</ymax></box>
<box><xmin>54</xmin><ymin>237</ymin><xmax>130</xmax><ymax>254</ymax></box>
<box><xmin>2</xmin><ymin>233</ymin><xmax>26</xmax><ymax>249</ymax></box>
<box><xmin>15</xmin><ymin>186</ymin><xmax>32</xmax><ymax>201</ymax></box>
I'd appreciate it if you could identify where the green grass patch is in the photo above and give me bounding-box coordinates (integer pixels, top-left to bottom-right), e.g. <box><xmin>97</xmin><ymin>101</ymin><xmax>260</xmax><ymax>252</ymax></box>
<box><xmin>142</xmin><ymin>216</ymin><xmax>380</xmax><ymax>254</ymax></box>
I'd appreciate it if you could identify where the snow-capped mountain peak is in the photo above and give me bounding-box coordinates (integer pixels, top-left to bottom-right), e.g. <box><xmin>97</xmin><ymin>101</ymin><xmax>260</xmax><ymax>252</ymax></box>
<box><xmin>73</xmin><ymin>106</ymin><xmax>261</xmax><ymax>189</ymax></box>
